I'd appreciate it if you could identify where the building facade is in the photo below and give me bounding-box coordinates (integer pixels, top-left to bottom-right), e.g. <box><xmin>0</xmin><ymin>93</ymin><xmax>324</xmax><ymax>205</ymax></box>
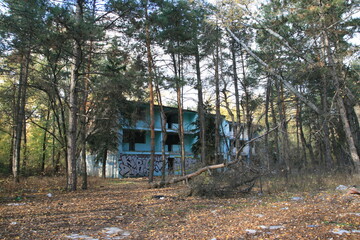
<box><xmin>87</xmin><ymin>104</ymin><xmax>253</xmax><ymax>178</ymax></box>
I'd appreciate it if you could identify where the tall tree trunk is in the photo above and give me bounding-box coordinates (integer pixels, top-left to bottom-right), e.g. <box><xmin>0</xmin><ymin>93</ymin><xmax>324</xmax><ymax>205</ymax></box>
<box><xmin>319</xmin><ymin>39</ymin><xmax>333</xmax><ymax>169</ymax></box>
<box><xmin>270</xmin><ymin>82</ymin><xmax>280</xmax><ymax>168</ymax></box>
<box><xmin>145</xmin><ymin>2</ymin><xmax>156</xmax><ymax>183</ymax></box>
<box><xmin>214</xmin><ymin>37</ymin><xmax>221</xmax><ymax>164</ymax></box>
<box><xmin>171</xmin><ymin>49</ymin><xmax>186</xmax><ymax>177</ymax></box>
<box><xmin>22</xmin><ymin>117</ymin><xmax>27</xmax><ymax>175</ymax></box>
<box><xmin>296</xmin><ymin>95</ymin><xmax>307</xmax><ymax>169</ymax></box>
<box><xmin>12</xmin><ymin>51</ymin><xmax>30</xmax><ymax>183</ymax></box>
<box><xmin>52</xmin><ymin>119</ymin><xmax>57</xmax><ymax>173</ymax></box>
<box><xmin>264</xmin><ymin>76</ymin><xmax>271</xmax><ymax>170</ymax></box>
<box><xmin>41</xmin><ymin>107</ymin><xmax>51</xmax><ymax>174</ymax></box>
<box><xmin>102</xmin><ymin>145</ymin><xmax>108</xmax><ymax>179</ymax></box>
<box><xmin>176</xmin><ymin>81</ymin><xmax>186</xmax><ymax>177</ymax></box>
<box><xmin>277</xmin><ymin>81</ymin><xmax>290</xmax><ymax>173</ymax></box>
<box><xmin>67</xmin><ymin>0</ymin><xmax>83</xmax><ymax>191</ymax></box>
<box><xmin>239</xmin><ymin>46</ymin><xmax>252</xmax><ymax>162</ymax></box>
<box><xmin>155</xmin><ymin>79</ymin><xmax>167</xmax><ymax>184</ymax></box>
<box><xmin>80</xmin><ymin>0</ymin><xmax>96</xmax><ymax>190</ymax></box>
<box><xmin>231</xmin><ymin>40</ymin><xmax>241</xmax><ymax>155</ymax></box>
<box><xmin>195</xmin><ymin>45</ymin><xmax>206</xmax><ymax>165</ymax></box>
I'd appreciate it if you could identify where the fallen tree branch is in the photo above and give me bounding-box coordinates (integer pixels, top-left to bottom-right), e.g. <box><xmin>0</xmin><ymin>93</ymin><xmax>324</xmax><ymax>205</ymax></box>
<box><xmin>150</xmin><ymin>122</ymin><xmax>282</xmax><ymax>188</ymax></box>
<box><xmin>226</xmin><ymin>28</ymin><xmax>321</xmax><ymax>115</ymax></box>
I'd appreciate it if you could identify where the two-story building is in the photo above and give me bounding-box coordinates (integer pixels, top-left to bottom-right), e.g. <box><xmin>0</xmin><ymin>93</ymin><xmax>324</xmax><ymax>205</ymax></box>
<box><xmin>86</xmin><ymin>103</ymin><xmax>254</xmax><ymax>178</ymax></box>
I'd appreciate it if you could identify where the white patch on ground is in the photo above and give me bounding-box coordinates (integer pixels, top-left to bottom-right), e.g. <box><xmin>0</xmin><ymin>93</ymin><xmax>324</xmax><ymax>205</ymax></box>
<box><xmin>332</xmin><ymin>229</ymin><xmax>350</xmax><ymax>235</ymax></box>
<box><xmin>66</xmin><ymin>234</ymin><xmax>98</xmax><ymax>240</ymax></box>
<box><xmin>66</xmin><ymin>227</ymin><xmax>130</xmax><ymax>240</ymax></box>
<box><xmin>332</xmin><ymin>229</ymin><xmax>360</xmax><ymax>235</ymax></box>
<box><xmin>6</xmin><ymin>203</ymin><xmax>26</xmax><ymax>206</ymax></box>
<box><xmin>102</xmin><ymin>227</ymin><xmax>130</xmax><ymax>240</ymax></box>
<box><xmin>269</xmin><ymin>225</ymin><xmax>284</xmax><ymax>230</ymax></box>
<box><xmin>245</xmin><ymin>229</ymin><xmax>257</xmax><ymax>234</ymax></box>
<box><xmin>335</xmin><ymin>185</ymin><xmax>348</xmax><ymax>191</ymax></box>
<box><xmin>103</xmin><ymin>227</ymin><xmax>123</xmax><ymax>235</ymax></box>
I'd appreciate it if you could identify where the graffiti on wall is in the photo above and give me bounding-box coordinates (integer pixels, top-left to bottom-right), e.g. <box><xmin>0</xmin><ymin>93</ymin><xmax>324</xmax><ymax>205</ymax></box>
<box><xmin>119</xmin><ymin>154</ymin><xmax>197</xmax><ymax>177</ymax></box>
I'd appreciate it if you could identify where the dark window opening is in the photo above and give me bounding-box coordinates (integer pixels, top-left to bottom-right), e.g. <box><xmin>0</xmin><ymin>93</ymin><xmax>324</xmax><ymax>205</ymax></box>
<box><xmin>168</xmin><ymin>157</ymin><xmax>174</xmax><ymax>175</ymax></box>
<box><xmin>165</xmin><ymin>133</ymin><xmax>179</xmax><ymax>152</ymax></box>
<box><xmin>131</xmin><ymin>107</ymin><xmax>146</xmax><ymax>122</ymax></box>
<box><xmin>123</xmin><ymin>129</ymin><xmax>146</xmax><ymax>151</ymax></box>
<box><xmin>129</xmin><ymin>142</ymin><xmax>135</xmax><ymax>151</ymax></box>
<box><xmin>165</xmin><ymin>112</ymin><xmax>178</xmax><ymax>129</ymax></box>
<box><xmin>166</xmin><ymin>133</ymin><xmax>180</xmax><ymax>145</ymax></box>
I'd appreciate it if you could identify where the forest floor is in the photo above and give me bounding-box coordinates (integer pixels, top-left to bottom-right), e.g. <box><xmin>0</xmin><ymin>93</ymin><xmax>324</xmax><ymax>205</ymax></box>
<box><xmin>0</xmin><ymin>175</ymin><xmax>360</xmax><ymax>240</ymax></box>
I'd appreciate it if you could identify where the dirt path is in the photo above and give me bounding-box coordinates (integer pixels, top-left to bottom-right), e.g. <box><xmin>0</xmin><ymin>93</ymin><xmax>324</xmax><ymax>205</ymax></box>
<box><xmin>1</xmin><ymin>178</ymin><xmax>359</xmax><ymax>239</ymax></box>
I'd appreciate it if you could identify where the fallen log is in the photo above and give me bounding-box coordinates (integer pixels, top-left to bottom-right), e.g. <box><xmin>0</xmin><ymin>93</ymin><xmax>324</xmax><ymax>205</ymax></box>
<box><xmin>150</xmin><ymin>123</ymin><xmax>282</xmax><ymax>188</ymax></box>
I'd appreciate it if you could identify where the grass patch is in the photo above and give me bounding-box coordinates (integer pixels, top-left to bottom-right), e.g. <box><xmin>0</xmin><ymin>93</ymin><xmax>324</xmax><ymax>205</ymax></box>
<box><xmin>323</xmin><ymin>221</ymin><xmax>357</xmax><ymax>227</ymax></box>
<box><xmin>261</xmin><ymin>171</ymin><xmax>360</xmax><ymax>194</ymax></box>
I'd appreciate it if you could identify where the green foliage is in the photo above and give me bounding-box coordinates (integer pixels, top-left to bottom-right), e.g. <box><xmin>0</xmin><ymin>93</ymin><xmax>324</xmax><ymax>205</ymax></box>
<box><xmin>191</xmin><ymin>101</ymin><xmax>220</xmax><ymax>161</ymax></box>
<box><xmin>87</xmin><ymin>40</ymin><xmax>146</xmax><ymax>160</ymax></box>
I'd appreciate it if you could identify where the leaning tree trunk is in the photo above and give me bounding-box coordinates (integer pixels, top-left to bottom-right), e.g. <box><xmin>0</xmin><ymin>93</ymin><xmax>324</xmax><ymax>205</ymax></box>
<box><xmin>322</xmin><ymin>32</ymin><xmax>360</xmax><ymax>172</ymax></box>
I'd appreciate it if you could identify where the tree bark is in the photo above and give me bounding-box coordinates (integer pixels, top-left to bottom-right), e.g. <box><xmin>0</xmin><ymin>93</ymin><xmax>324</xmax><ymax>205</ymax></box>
<box><xmin>176</xmin><ymin>80</ymin><xmax>186</xmax><ymax>177</ymax></box>
<box><xmin>102</xmin><ymin>144</ymin><xmax>108</xmax><ymax>179</ymax></box>
<box><xmin>145</xmin><ymin>2</ymin><xmax>156</xmax><ymax>183</ymax></box>
<box><xmin>67</xmin><ymin>0</ymin><xmax>83</xmax><ymax>191</ymax></box>
<box><xmin>239</xmin><ymin>46</ymin><xmax>252</xmax><ymax>162</ymax></box>
<box><xmin>155</xmin><ymin>76</ymin><xmax>167</xmax><ymax>184</ymax></box>
<box><xmin>12</xmin><ymin>50</ymin><xmax>30</xmax><ymax>183</ymax></box>
<box><xmin>264</xmin><ymin>76</ymin><xmax>271</xmax><ymax>170</ymax></box>
<box><xmin>41</xmin><ymin>107</ymin><xmax>51</xmax><ymax>174</ymax></box>
<box><xmin>195</xmin><ymin>45</ymin><xmax>206</xmax><ymax>165</ymax></box>
<box><xmin>231</xmin><ymin>40</ymin><xmax>241</xmax><ymax>155</ymax></box>
<box><xmin>214</xmin><ymin>37</ymin><xmax>221</xmax><ymax>164</ymax></box>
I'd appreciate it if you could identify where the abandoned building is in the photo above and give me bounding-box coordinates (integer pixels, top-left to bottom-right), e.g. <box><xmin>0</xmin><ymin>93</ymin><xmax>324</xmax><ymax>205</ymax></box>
<box><xmin>87</xmin><ymin>104</ymin><xmax>254</xmax><ymax>178</ymax></box>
